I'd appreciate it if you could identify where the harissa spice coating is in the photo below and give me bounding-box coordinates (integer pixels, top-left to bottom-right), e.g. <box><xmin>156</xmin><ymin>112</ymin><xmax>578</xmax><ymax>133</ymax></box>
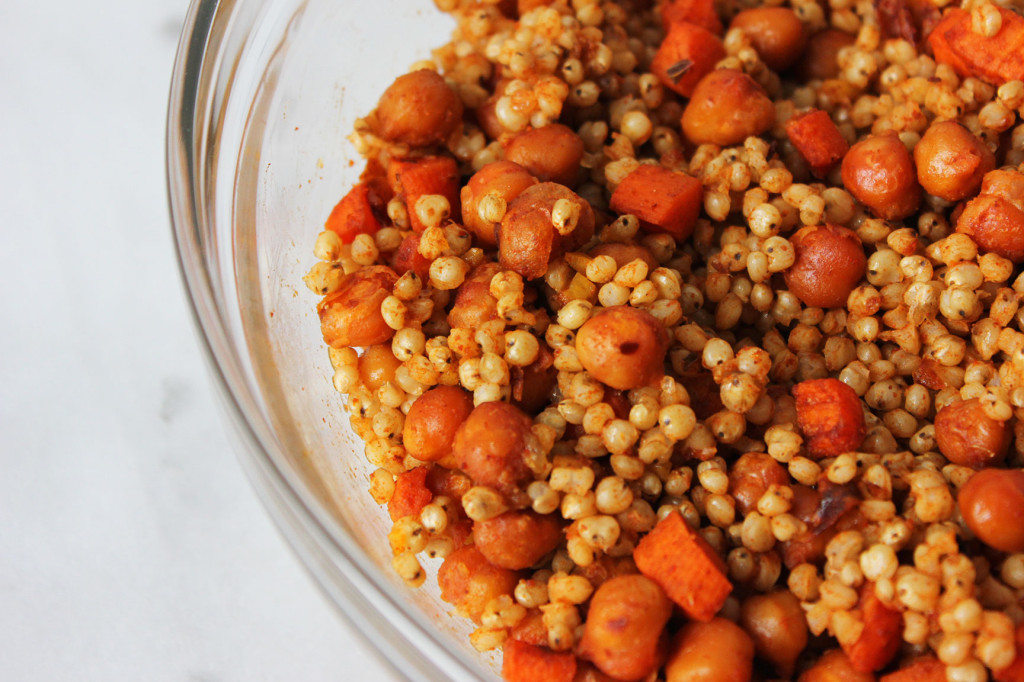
<box><xmin>303</xmin><ymin>0</ymin><xmax>1024</xmax><ymax>679</ymax></box>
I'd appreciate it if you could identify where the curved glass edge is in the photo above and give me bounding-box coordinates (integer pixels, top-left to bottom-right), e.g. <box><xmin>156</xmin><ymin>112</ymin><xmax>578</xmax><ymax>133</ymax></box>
<box><xmin>165</xmin><ymin>1</ymin><xmax>489</xmax><ymax>680</ymax></box>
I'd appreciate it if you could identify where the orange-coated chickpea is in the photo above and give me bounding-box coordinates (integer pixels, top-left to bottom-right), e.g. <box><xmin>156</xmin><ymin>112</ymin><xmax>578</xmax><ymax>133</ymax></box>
<box><xmin>784</xmin><ymin>223</ymin><xmax>867</xmax><ymax>309</ymax></box>
<box><xmin>914</xmin><ymin>121</ymin><xmax>995</xmax><ymax>202</ymax></box>
<box><xmin>317</xmin><ymin>265</ymin><xmax>398</xmax><ymax>348</ymax></box>
<box><xmin>681</xmin><ymin>69</ymin><xmax>776</xmax><ymax>146</ymax></box>
<box><xmin>504</xmin><ymin>124</ymin><xmax>584</xmax><ymax>188</ymax></box>
<box><xmin>451</xmin><ymin>401</ymin><xmax>535</xmax><ymax>494</ymax></box>
<box><xmin>740</xmin><ymin>590</ymin><xmax>808</xmax><ymax>677</ymax></box>
<box><xmin>578</xmin><ymin>574</ymin><xmax>672</xmax><ymax>681</ymax></box>
<box><xmin>793</xmin><ymin>378</ymin><xmax>866</xmax><ymax>459</ymax></box>
<box><xmin>729</xmin><ymin>452</ymin><xmax>789</xmax><ymax>516</ymax></box>
<box><xmin>841</xmin><ymin>132</ymin><xmax>921</xmax><ymax>221</ymax></box>
<box><xmin>797</xmin><ymin>28</ymin><xmax>855</xmax><ymax>81</ymax></box>
<box><xmin>664</xmin><ymin>617</ymin><xmax>755</xmax><ymax>682</ymax></box>
<box><xmin>403</xmin><ymin>385</ymin><xmax>474</xmax><ymax>462</ymax></box>
<box><xmin>499</xmin><ymin>183</ymin><xmax>595</xmax><ymax>280</ymax></box>
<box><xmin>981</xmin><ymin>168</ymin><xmax>1024</xmax><ymax>210</ymax></box>
<box><xmin>447</xmin><ymin>280</ymin><xmax>499</xmax><ymax>329</ymax></box>
<box><xmin>575</xmin><ymin>306</ymin><xmax>669</xmax><ymax>391</ymax></box>
<box><xmin>376</xmin><ymin>69</ymin><xmax>463</xmax><ymax>148</ymax></box>
<box><xmin>437</xmin><ymin>546</ymin><xmax>519</xmax><ymax>623</ymax></box>
<box><xmin>958</xmin><ymin>468</ymin><xmax>1024</xmax><ymax>553</ymax></box>
<box><xmin>588</xmin><ymin>243</ymin><xmax>659</xmax><ymax>271</ymax></box>
<box><xmin>472</xmin><ymin>510</ymin><xmax>563</xmax><ymax>569</ymax></box>
<box><xmin>460</xmin><ymin>161</ymin><xmax>537</xmax><ymax>248</ymax></box>
<box><xmin>934</xmin><ymin>397</ymin><xmax>1009</xmax><ymax>469</ymax></box>
<box><xmin>729</xmin><ymin>7</ymin><xmax>807</xmax><ymax>72</ymax></box>
<box><xmin>956</xmin><ymin>194</ymin><xmax>1024</xmax><ymax>262</ymax></box>
<box><xmin>357</xmin><ymin>344</ymin><xmax>402</xmax><ymax>392</ymax></box>
<box><xmin>798</xmin><ymin>649</ymin><xmax>877</xmax><ymax>682</ymax></box>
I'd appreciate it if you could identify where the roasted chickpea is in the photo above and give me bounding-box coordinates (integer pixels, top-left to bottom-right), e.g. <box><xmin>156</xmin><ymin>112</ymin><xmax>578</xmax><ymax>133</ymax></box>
<box><xmin>784</xmin><ymin>224</ymin><xmax>867</xmax><ymax>309</ymax></box>
<box><xmin>740</xmin><ymin>590</ymin><xmax>808</xmax><ymax>677</ymax></box>
<box><xmin>499</xmin><ymin>183</ymin><xmax>595</xmax><ymax>280</ymax></box>
<box><xmin>797</xmin><ymin>28</ymin><xmax>855</xmax><ymax>81</ymax></box>
<box><xmin>452</xmin><ymin>401</ymin><xmax>535</xmax><ymax>495</ymax></box>
<box><xmin>797</xmin><ymin>649</ymin><xmax>876</xmax><ymax>682</ymax></box>
<box><xmin>913</xmin><ymin>121</ymin><xmax>995</xmax><ymax>201</ymax></box>
<box><xmin>681</xmin><ymin>69</ymin><xmax>776</xmax><ymax>146</ymax></box>
<box><xmin>956</xmin><ymin>194</ymin><xmax>1024</xmax><ymax>263</ymax></box>
<box><xmin>841</xmin><ymin>132</ymin><xmax>921</xmax><ymax>221</ymax></box>
<box><xmin>575</xmin><ymin>306</ymin><xmax>669</xmax><ymax>391</ymax></box>
<box><xmin>934</xmin><ymin>397</ymin><xmax>1009</xmax><ymax>469</ymax></box>
<box><xmin>665</xmin><ymin>617</ymin><xmax>755</xmax><ymax>682</ymax></box>
<box><xmin>391</xmin><ymin>234</ymin><xmax>431</xmax><ymax>280</ymax></box>
<box><xmin>729</xmin><ymin>7</ymin><xmax>807</xmax><ymax>71</ymax></box>
<box><xmin>317</xmin><ymin>265</ymin><xmax>398</xmax><ymax>348</ymax></box>
<box><xmin>981</xmin><ymin>168</ymin><xmax>1024</xmax><ymax>210</ymax></box>
<box><xmin>729</xmin><ymin>452</ymin><xmax>789</xmax><ymax>516</ymax></box>
<box><xmin>447</xmin><ymin>280</ymin><xmax>499</xmax><ymax>329</ymax></box>
<box><xmin>403</xmin><ymin>385</ymin><xmax>474</xmax><ymax>462</ymax></box>
<box><xmin>437</xmin><ymin>545</ymin><xmax>519</xmax><ymax>623</ymax></box>
<box><xmin>358</xmin><ymin>344</ymin><xmax>402</xmax><ymax>392</ymax></box>
<box><xmin>472</xmin><ymin>510</ymin><xmax>563</xmax><ymax>569</ymax></box>
<box><xmin>376</xmin><ymin>69</ymin><xmax>463</xmax><ymax>147</ymax></box>
<box><xmin>460</xmin><ymin>161</ymin><xmax>537</xmax><ymax>248</ymax></box>
<box><xmin>588</xmin><ymin>243</ymin><xmax>659</xmax><ymax>272</ymax></box>
<box><xmin>504</xmin><ymin>124</ymin><xmax>584</xmax><ymax>188</ymax></box>
<box><xmin>793</xmin><ymin>378</ymin><xmax>866</xmax><ymax>459</ymax></box>
<box><xmin>958</xmin><ymin>468</ymin><xmax>1024</xmax><ymax>553</ymax></box>
<box><xmin>578</xmin><ymin>575</ymin><xmax>672</xmax><ymax>681</ymax></box>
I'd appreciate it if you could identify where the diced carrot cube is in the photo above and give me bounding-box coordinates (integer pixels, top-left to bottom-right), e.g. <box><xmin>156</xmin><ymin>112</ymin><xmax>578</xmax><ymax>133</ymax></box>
<box><xmin>930</xmin><ymin>6</ymin><xmax>1024</xmax><ymax>85</ymax></box>
<box><xmin>785</xmin><ymin>109</ymin><xmax>850</xmax><ymax>178</ymax></box>
<box><xmin>650</xmin><ymin>22</ymin><xmax>726</xmax><ymax>98</ymax></box>
<box><xmin>387</xmin><ymin>466</ymin><xmax>432</xmax><ymax>521</ymax></box>
<box><xmin>633</xmin><ymin>511</ymin><xmax>732</xmax><ymax>622</ymax></box>
<box><xmin>502</xmin><ymin>639</ymin><xmax>577</xmax><ymax>682</ymax></box>
<box><xmin>324</xmin><ymin>182</ymin><xmax>383</xmax><ymax>243</ymax></box>
<box><xmin>842</xmin><ymin>585</ymin><xmax>902</xmax><ymax>673</ymax></box>
<box><xmin>609</xmin><ymin>164</ymin><xmax>703</xmax><ymax>241</ymax></box>
<box><xmin>660</xmin><ymin>0</ymin><xmax>723</xmax><ymax>35</ymax></box>
<box><xmin>387</xmin><ymin>155</ymin><xmax>461</xmax><ymax>232</ymax></box>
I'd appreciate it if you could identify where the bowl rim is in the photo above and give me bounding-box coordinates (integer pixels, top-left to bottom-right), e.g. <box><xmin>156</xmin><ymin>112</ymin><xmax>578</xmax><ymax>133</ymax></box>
<box><xmin>164</xmin><ymin>1</ymin><xmax>491</xmax><ymax>679</ymax></box>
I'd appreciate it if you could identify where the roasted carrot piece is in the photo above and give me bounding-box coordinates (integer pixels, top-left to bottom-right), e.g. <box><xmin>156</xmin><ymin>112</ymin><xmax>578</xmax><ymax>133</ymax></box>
<box><xmin>880</xmin><ymin>656</ymin><xmax>946</xmax><ymax>682</ymax></box>
<box><xmin>842</xmin><ymin>585</ymin><xmax>902</xmax><ymax>673</ymax></box>
<box><xmin>926</xmin><ymin>9</ymin><xmax>972</xmax><ymax>77</ymax></box>
<box><xmin>994</xmin><ymin>621</ymin><xmax>1024</xmax><ymax>682</ymax></box>
<box><xmin>931</xmin><ymin>6</ymin><xmax>1024</xmax><ymax>85</ymax></box>
<box><xmin>387</xmin><ymin>155</ymin><xmax>461</xmax><ymax>232</ymax></box>
<box><xmin>391</xmin><ymin>233</ymin><xmax>432</xmax><ymax>280</ymax></box>
<box><xmin>633</xmin><ymin>510</ymin><xmax>732</xmax><ymax>621</ymax></box>
<box><xmin>387</xmin><ymin>466</ymin><xmax>433</xmax><ymax>521</ymax></box>
<box><xmin>609</xmin><ymin>164</ymin><xmax>703</xmax><ymax>241</ymax></box>
<box><xmin>786</xmin><ymin>109</ymin><xmax>850</xmax><ymax>178</ymax></box>
<box><xmin>660</xmin><ymin>0</ymin><xmax>723</xmax><ymax>35</ymax></box>
<box><xmin>324</xmin><ymin>182</ymin><xmax>383</xmax><ymax>243</ymax></box>
<box><xmin>502</xmin><ymin>638</ymin><xmax>577</xmax><ymax>682</ymax></box>
<box><xmin>650</xmin><ymin>22</ymin><xmax>727</xmax><ymax>98</ymax></box>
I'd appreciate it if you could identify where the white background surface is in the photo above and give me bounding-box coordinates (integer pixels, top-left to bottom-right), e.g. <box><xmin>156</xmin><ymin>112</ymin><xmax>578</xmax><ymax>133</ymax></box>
<box><xmin>0</xmin><ymin>2</ymin><xmax>400</xmax><ymax>679</ymax></box>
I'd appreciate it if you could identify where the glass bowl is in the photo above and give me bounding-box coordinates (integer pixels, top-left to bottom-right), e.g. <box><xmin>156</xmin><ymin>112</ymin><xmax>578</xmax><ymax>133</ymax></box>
<box><xmin>166</xmin><ymin>0</ymin><xmax>496</xmax><ymax>678</ymax></box>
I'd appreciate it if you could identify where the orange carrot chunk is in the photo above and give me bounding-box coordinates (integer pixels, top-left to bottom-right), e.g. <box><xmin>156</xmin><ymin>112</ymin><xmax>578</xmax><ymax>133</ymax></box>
<box><xmin>502</xmin><ymin>639</ymin><xmax>577</xmax><ymax>682</ymax></box>
<box><xmin>388</xmin><ymin>466</ymin><xmax>433</xmax><ymax>521</ymax></box>
<box><xmin>930</xmin><ymin>6</ymin><xmax>1024</xmax><ymax>85</ymax></box>
<box><xmin>609</xmin><ymin>164</ymin><xmax>703</xmax><ymax>241</ymax></box>
<box><xmin>387</xmin><ymin>155</ymin><xmax>461</xmax><ymax>232</ymax></box>
<box><xmin>880</xmin><ymin>656</ymin><xmax>946</xmax><ymax>682</ymax></box>
<box><xmin>651</xmin><ymin>22</ymin><xmax>727</xmax><ymax>98</ymax></box>
<box><xmin>660</xmin><ymin>0</ymin><xmax>723</xmax><ymax>35</ymax></box>
<box><xmin>633</xmin><ymin>510</ymin><xmax>732</xmax><ymax>621</ymax></box>
<box><xmin>324</xmin><ymin>182</ymin><xmax>383</xmax><ymax>243</ymax></box>
<box><xmin>785</xmin><ymin>109</ymin><xmax>850</xmax><ymax>178</ymax></box>
<box><xmin>842</xmin><ymin>585</ymin><xmax>902</xmax><ymax>673</ymax></box>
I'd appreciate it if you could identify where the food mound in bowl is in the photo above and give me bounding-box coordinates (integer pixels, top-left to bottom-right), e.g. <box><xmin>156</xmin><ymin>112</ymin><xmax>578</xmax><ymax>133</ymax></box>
<box><xmin>302</xmin><ymin>0</ymin><xmax>1024</xmax><ymax>679</ymax></box>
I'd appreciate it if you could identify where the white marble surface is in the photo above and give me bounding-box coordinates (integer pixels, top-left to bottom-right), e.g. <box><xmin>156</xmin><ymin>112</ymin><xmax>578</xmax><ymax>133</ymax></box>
<box><xmin>0</xmin><ymin>2</ymin><xmax>400</xmax><ymax>679</ymax></box>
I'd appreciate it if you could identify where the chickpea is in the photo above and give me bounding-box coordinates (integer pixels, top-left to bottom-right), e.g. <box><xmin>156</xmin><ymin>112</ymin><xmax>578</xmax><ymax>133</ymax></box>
<box><xmin>447</xmin><ymin>280</ymin><xmax>499</xmax><ymax>329</ymax></box>
<box><xmin>797</xmin><ymin>28</ymin><xmax>855</xmax><ymax>81</ymax></box>
<box><xmin>740</xmin><ymin>590</ymin><xmax>808</xmax><ymax>677</ymax></box>
<box><xmin>575</xmin><ymin>306</ymin><xmax>669</xmax><ymax>390</ymax></box>
<box><xmin>729</xmin><ymin>452</ymin><xmax>789</xmax><ymax>516</ymax></box>
<box><xmin>504</xmin><ymin>124</ymin><xmax>584</xmax><ymax>188</ymax></box>
<box><xmin>473</xmin><ymin>510</ymin><xmax>563</xmax><ymax>570</ymax></box>
<box><xmin>793</xmin><ymin>378</ymin><xmax>866</xmax><ymax>459</ymax></box>
<box><xmin>681</xmin><ymin>69</ymin><xmax>776</xmax><ymax>147</ymax></box>
<box><xmin>357</xmin><ymin>344</ymin><xmax>403</xmax><ymax>392</ymax></box>
<box><xmin>956</xmin><ymin>194</ymin><xmax>1024</xmax><ymax>263</ymax></box>
<box><xmin>317</xmin><ymin>265</ymin><xmax>398</xmax><ymax>348</ymax></box>
<box><xmin>664</xmin><ymin>617</ymin><xmax>755</xmax><ymax>682</ymax></box>
<box><xmin>934</xmin><ymin>398</ymin><xmax>1009</xmax><ymax>469</ymax></box>
<box><xmin>578</xmin><ymin>575</ymin><xmax>672</xmax><ymax>681</ymax></box>
<box><xmin>437</xmin><ymin>546</ymin><xmax>518</xmax><ymax>623</ymax></box>
<box><xmin>729</xmin><ymin>8</ymin><xmax>807</xmax><ymax>72</ymax></box>
<box><xmin>981</xmin><ymin>168</ymin><xmax>1024</xmax><ymax>210</ymax></box>
<box><xmin>840</xmin><ymin>132</ymin><xmax>921</xmax><ymax>221</ymax></box>
<box><xmin>376</xmin><ymin>69</ymin><xmax>463</xmax><ymax>147</ymax></box>
<box><xmin>588</xmin><ymin>243</ymin><xmax>659</xmax><ymax>272</ymax></box>
<box><xmin>784</xmin><ymin>224</ymin><xmax>867</xmax><ymax>309</ymax></box>
<box><xmin>797</xmin><ymin>649</ymin><xmax>876</xmax><ymax>682</ymax></box>
<box><xmin>958</xmin><ymin>468</ymin><xmax>1024</xmax><ymax>553</ymax></box>
<box><xmin>460</xmin><ymin>161</ymin><xmax>537</xmax><ymax>248</ymax></box>
<box><xmin>403</xmin><ymin>385</ymin><xmax>474</xmax><ymax>462</ymax></box>
<box><xmin>499</xmin><ymin>183</ymin><xmax>595</xmax><ymax>280</ymax></box>
<box><xmin>452</xmin><ymin>401</ymin><xmax>535</xmax><ymax>495</ymax></box>
<box><xmin>913</xmin><ymin>121</ymin><xmax>995</xmax><ymax>202</ymax></box>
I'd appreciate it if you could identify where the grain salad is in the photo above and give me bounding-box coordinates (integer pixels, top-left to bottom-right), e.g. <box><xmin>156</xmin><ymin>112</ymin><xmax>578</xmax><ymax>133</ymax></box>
<box><xmin>303</xmin><ymin>0</ymin><xmax>1024</xmax><ymax>679</ymax></box>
